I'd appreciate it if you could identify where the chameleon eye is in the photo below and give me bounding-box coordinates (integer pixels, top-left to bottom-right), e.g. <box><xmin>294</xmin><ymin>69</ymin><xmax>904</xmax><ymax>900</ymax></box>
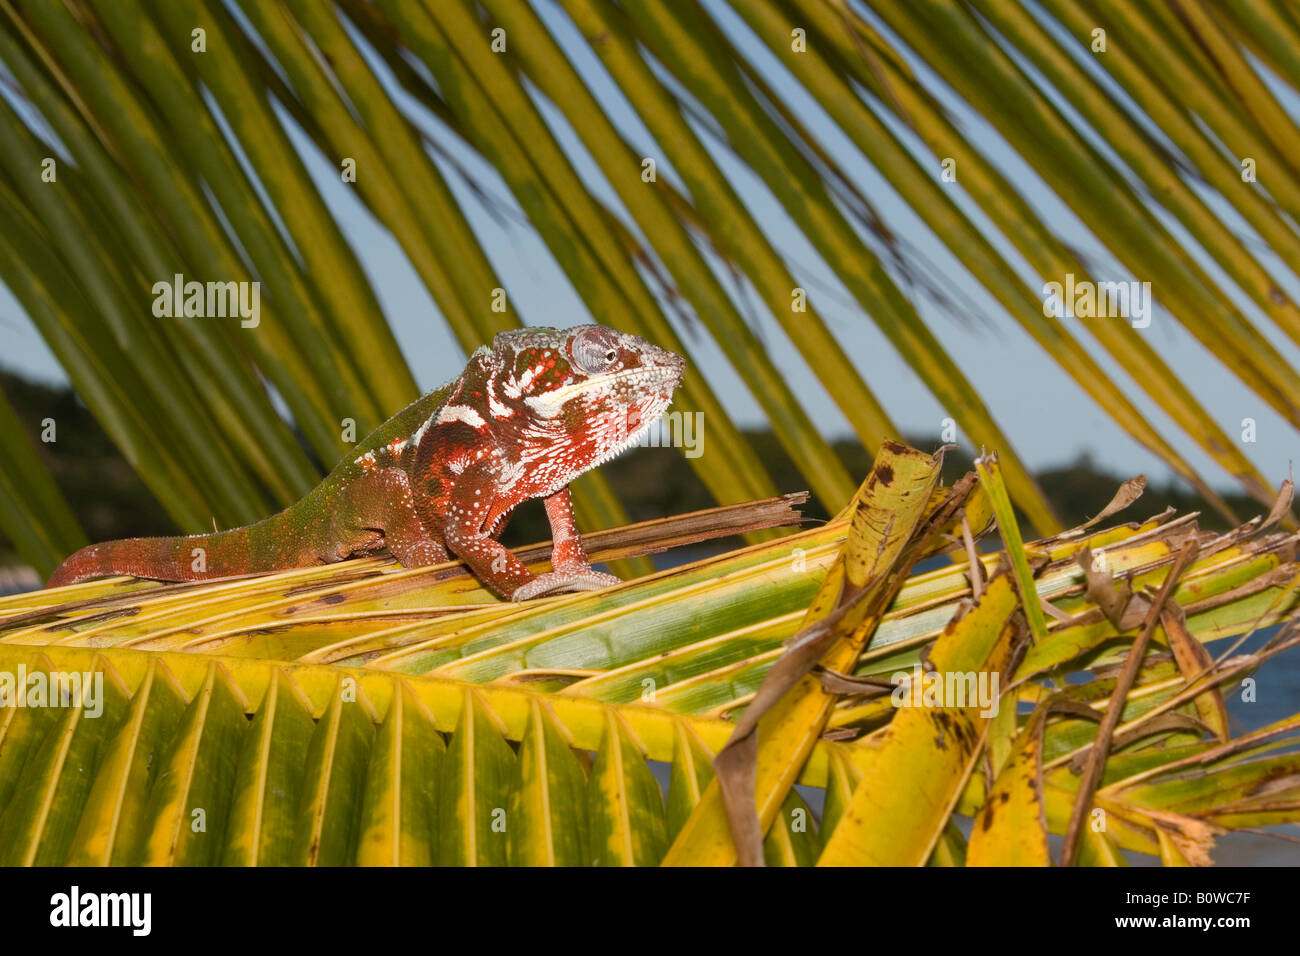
<box><xmin>571</xmin><ymin>328</ymin><xmax>620</xmax><ymax>374</ymax></box>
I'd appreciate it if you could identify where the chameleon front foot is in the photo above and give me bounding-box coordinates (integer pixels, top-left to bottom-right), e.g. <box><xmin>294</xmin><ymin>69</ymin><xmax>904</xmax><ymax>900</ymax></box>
<box><xmin>510</xmin><ymin>569</ymin><xmax>621</xmax><ymax>601</ymax></box>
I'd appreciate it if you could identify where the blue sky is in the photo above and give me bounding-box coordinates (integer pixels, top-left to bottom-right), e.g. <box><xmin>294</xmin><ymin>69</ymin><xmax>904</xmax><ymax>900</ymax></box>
<box><xmin>3</xmin><ymin>0</ymin><xmax>1299</xmax><ymax>495</ymax></box>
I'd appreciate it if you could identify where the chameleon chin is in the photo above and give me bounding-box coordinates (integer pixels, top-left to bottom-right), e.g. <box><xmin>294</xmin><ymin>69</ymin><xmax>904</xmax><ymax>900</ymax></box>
<box><xmin>47</xmin><ymin>325</ymin><xmax>686</xmax><ymax>601</ymax></box>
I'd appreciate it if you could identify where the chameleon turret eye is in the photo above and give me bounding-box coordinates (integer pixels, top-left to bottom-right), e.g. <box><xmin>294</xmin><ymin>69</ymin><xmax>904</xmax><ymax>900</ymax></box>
<box><xmin>570</xmin><ymin>327</ymin><xmax>620</xmax><ymax>374</ymax></box>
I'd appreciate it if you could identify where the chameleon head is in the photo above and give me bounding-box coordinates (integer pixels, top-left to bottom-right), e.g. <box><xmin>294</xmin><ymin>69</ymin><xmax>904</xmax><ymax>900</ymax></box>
<box><xmin>489</xmin><ymin>324</ymin><xmax>686</xmax><ymax>490</ymax></box>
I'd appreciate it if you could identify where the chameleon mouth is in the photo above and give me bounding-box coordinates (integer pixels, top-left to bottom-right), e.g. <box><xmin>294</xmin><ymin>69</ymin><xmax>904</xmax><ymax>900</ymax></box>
<box><xmin>550</xmin><ymin>365</ymin><xmax>681</xmax><ymax>405</ymax></box>
<box><xmin>523</xmin><ymin>366</ymin><xmax>678</xmax><ymax>424</ymax></box>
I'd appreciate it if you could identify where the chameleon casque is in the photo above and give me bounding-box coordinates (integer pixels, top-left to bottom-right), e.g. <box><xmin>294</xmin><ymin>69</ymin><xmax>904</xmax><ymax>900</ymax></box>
<box><xmin>47</xmin><ymin>325</ymin><xmax>685</xmax><ymax>600</ymax></box>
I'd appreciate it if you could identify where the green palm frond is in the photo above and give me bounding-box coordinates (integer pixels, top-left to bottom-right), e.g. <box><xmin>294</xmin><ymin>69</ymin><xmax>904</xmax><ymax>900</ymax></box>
<box><xmin>3</xmin><ymin>445</ymin><xmax>1299</xmax><ymax>865</ymax></box>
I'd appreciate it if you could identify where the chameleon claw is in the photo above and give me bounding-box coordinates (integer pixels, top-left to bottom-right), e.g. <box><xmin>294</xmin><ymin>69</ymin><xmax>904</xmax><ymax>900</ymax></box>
<box><xmin>510</xmin><ymin>569</ymin><xmax>622</xmax><ymax>601</ymax></box>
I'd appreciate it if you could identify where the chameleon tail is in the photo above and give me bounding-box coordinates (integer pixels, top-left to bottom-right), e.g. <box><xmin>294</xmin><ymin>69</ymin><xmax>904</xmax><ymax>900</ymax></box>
<box><xmin>46</xmin><ymin>522</ymin><xmax>296</xmax><ymax>588</ymax></box>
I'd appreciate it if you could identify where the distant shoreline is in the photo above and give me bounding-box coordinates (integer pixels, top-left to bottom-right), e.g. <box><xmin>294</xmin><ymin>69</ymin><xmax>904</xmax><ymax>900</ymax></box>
<box><xmin>0</xmin><ymin>567</ymin><xmax>40</xmax><ymax>595</ymax></box>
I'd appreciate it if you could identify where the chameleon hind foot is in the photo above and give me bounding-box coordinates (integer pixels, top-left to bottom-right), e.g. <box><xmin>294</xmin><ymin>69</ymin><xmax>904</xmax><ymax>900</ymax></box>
<box><xmin>510</xmin><ymin>569</ymin><xmax>621</xmax><ymax>602</ymax></box>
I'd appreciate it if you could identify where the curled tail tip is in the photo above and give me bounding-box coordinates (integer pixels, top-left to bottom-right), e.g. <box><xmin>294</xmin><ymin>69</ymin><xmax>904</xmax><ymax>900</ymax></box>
<box><xmin>46</xmin><ymin>565</ymin><xmax>82</xmax><ymax>590</ymax></box>
<box><xmin>46</xmin><ymin>544</ymin><xmax>104</xmax><ymax>589</ymax></box>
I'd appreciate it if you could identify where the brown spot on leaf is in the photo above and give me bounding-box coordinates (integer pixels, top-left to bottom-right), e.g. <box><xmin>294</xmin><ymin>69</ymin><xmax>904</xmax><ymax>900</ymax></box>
<box><xmin>930</xmin><ymin>712</ymin><xmax>950</xmax><ymax>750</ymax></box>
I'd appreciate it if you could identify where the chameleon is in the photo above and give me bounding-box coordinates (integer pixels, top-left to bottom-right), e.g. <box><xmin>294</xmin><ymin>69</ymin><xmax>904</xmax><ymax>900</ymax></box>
<box><xmin>47</xmin><ymin>325</ymin><xmax>685</xmax><ymax>601</ymax></box>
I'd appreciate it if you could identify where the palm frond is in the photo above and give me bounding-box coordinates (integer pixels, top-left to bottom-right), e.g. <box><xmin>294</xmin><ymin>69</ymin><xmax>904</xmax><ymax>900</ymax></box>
<box><xmin>3</xmin><ymin>445</ymin><xmax>1299</xmax><ymax>865</ymax></box>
